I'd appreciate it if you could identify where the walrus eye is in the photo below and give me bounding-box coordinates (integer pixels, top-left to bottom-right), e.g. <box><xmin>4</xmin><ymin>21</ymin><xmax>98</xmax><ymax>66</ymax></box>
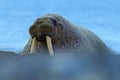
<box><xmin>36</xmin><ymin>21</ymin><xmax>41</xmax><ymax>24</ymax></box>
<box><xmin>51</xmin><ymin>18</ymin><xmax>57</xmax><ymax>26</ymax></box>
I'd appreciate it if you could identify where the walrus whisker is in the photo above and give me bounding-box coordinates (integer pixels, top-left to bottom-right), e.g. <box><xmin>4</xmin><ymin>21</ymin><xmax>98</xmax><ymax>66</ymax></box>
<box><xmin>46</xmin><ymin>36</ymin><xmax>54</xmax><ymax>56</ymax></box>
<box><xmin>30</xmin><ymin>37</ymin><xmax>37</xmax><ymax>54</ymax></box>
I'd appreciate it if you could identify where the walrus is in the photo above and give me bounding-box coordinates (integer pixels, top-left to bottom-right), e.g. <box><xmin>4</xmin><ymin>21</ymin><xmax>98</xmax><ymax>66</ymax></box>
<box><xmin>20</xmin><ymin>14</ymin><xmax>112</xmax><ymax>56</ymax></box>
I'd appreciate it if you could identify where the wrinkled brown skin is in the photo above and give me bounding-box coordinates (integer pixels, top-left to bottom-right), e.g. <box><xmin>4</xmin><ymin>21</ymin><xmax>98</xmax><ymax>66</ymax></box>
<box><xmin>20</xmin><ymin>14</ymin><xmax>111</xmax><ymax>55</ymax></box>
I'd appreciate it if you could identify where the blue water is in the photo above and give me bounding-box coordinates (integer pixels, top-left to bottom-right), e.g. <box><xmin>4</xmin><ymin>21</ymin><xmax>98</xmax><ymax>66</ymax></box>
<box><xmin>0</xmin><ymin>0</ymin><xmax>120</xmax><ymax>53</ymax></box>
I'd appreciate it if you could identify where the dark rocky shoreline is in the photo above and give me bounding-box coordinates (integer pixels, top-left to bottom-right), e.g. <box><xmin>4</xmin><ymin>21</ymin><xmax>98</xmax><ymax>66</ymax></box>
<box><xmin>0</xmin><ymin>51</ymin><xmax>18</xmax><ymax>57</ymax></box>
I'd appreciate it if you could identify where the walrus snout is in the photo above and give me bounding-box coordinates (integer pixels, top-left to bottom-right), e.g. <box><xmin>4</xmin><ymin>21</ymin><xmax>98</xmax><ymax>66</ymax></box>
<box><xmin>29</xmin><ymin>22</ymin><xmax>54</xmax><ymax>38</ymax></box>
<box><xmin>36</xmin><ymin>24</ymin><xmax>54</xmax><ymax>42</ymax></box>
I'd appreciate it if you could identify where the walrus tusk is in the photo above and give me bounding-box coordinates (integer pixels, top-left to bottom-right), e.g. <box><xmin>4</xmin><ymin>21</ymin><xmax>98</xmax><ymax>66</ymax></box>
<box><xmin>46</xmin><ymin>36</ymin><xmax>54</xmax><ymax>56</ymax></box>
<box><xmin>30</xmin><ymin>37</ymin><xmax>37</xmax><ymax>54</ymax></box>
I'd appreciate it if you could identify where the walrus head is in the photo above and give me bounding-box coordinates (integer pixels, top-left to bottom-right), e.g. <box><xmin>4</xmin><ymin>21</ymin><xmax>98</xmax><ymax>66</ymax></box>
<box><xmin>29</xmin><ymin>15</ymin><xmax>55</xmax><ymax>56</ymax></box>
<box><xmin>28</xmin><ymin>14</ymin><xmax>80</xmax><ymax>56</ymax></box>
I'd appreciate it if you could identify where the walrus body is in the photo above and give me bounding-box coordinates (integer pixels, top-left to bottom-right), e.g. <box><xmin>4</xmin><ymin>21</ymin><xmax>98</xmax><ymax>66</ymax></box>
<box><xmin>21</xmin><ymin>14</ymin><xmax>111</xmax><ymax>55</ymax></box>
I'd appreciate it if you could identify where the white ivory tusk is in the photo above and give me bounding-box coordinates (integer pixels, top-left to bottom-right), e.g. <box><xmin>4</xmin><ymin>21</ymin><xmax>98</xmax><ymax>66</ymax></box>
<box><xmin>46</xmin><ymin>36</ymin><xmax>54</xmax><ymax>56</ymax></box>
<box><xmin>30</xmin><ymin>37</ymin><xmax>37</xmax><ymax>54</ymax></box>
